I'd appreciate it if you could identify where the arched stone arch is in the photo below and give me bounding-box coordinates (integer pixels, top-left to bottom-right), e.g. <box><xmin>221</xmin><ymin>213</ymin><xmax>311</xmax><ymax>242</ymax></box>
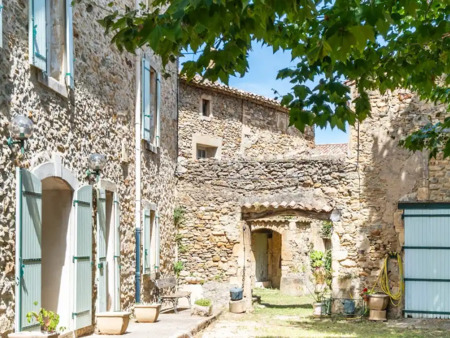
<box><xmin>32</xmin><ymin>154</ymin><xmax>80</xmax><ymax>190</ymax></box>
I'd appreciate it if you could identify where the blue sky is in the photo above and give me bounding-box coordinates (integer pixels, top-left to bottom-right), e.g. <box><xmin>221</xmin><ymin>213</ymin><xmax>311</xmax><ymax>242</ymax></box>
<box><xmin>181</xmin><ymin>43</ymin><xmax>349</xmax><ymax>145</ymax></box>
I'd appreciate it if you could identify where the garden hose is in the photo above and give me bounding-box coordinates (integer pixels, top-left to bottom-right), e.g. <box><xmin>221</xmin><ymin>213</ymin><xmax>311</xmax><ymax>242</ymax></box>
<box><xmin>372</xmin><ymin>252</ymin><xmax>404</xmax><ymax>307</ymax></box>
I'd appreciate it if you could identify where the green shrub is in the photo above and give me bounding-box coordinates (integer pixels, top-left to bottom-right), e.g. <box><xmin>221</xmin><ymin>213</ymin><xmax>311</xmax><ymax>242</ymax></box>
<box><xmin>321</xmin><ymin>221</ymin><xmax>333</xmax><ymax>238</ymax></box>
<box><xmin>173</xmin><ymin>261</ymin><xmax>184</xmax><ymax>277</ymax></box>
<box><xmin>195</xmin><ymin>298</ymin><xmax>212</xmax><ymax>307</ymax></box>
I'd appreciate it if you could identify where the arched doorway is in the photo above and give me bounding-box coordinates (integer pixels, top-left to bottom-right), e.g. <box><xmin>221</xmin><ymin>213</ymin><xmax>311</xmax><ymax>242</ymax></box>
<box><xmin>251</xmin><ymin>229</ymin><xmax>282</xmax><ymax>289</ymax></box>
<box><xmin>41</xmin><ymin>177</ymin><xmax>73</xmax><ymax>328</ymax></box>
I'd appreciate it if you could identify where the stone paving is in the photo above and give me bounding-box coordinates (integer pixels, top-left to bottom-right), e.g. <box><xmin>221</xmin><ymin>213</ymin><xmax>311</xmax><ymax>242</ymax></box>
<box><xmin>85</xmin><ymin>308</ymin><xmax>221</xmax><ymax>338</ymax></box>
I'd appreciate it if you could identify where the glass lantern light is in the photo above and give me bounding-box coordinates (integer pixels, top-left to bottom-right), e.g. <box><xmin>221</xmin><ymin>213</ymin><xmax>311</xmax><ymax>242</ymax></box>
<box><xmin>330</xmin><ymin>208</ymin><xmax>341</xmax><ymax>223</ymax></box>
<box><xmin>7</xmin><ymin>115</ymin><xmax>34</xmax><ymax>153</ymax></box>
<box><xmin>86</xmin><ymin>153</ymin><xmax>107</xmax><ymax>181</ymax></box>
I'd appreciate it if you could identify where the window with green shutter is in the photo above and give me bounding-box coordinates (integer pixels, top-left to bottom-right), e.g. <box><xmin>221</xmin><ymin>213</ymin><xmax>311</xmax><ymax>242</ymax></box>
<box><xmin>143</xmin><ymin>208</ymin><xmax>151</xmax><ymax>275</ymax></box>
<box><xmin>141</xmin><ymin>57</ymin><xmax>161</xmax><ymax>151</ymax></box>
<box><xmin>96</xmin><ymin>189</ymin><xmax>107</xmax><ymax>313</ymax></box>
<box><xmin>113</xmin><ymin>193</ymin><xmax>121</xmax><ymax>311</ymax></box>
<box><xmin>73</xmin><ymin>185</ymin><xmax>93</xmax><ymax>330</ymax></box>
<box><xmin>15</xmin><ymin>168</ymin><xmax>42</xmax><ymax>332</ymax></box>
<box><xmin>29</xmin><ymin>0</ymin><xmax>74</xmax><ymax>89</ymax></box>
<box><xmin>0</xmin><ymin>0</ymin><xmax>3</xmax><ymax>48</ymax></box>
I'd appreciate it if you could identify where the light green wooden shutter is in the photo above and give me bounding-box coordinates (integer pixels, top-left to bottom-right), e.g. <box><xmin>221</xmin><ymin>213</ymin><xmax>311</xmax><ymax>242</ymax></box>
<box><xmin>142</xmin><ymin>58</ymin><xmax>151</xmax><ymax>143</ymax></box>
<box><xmin>65</xmin><ymin>0</ymin><xmax>74</xmax><ymax>87</ymax></box>
<box><xmin>73</xmin><ymin>185</ymin><xmax>92</xmax><ymax>329</ymax></box>
<box><xmin>29</xmin><ymin>0</ymin><xmax>47</xmax><ymax>71</ymax></box>
<box><xmin>0</xmin><ymin>0</ymin><xmax>3</xmax><ymax>48</ymax></box>
<box><xmin>16</xmin><ymin>168</ymin><xmax>42</xmax><ymax>331</ymax></box>
<box><xmin>113</xmin><ymin>193</ymin><xmax>121</xmax><ymax>311</ymax></box>
<box><xmin>143</xmin><ymin>209</ymin><xmax>151</xmax><ymax>275</ymax></box>
<box><xmin>96</xmin><ymin>189</ymin><xmax>107</xmax><ymax>313</ymax></box>
<box><xmin>156</xmin><ymin>72</ymin><xmax>161</xmax><ymax>147</ymax></box>
<box><xmin>155</xmin><ymin>213</ymin><xmax>160</xmax><ymax>271</ymax></box>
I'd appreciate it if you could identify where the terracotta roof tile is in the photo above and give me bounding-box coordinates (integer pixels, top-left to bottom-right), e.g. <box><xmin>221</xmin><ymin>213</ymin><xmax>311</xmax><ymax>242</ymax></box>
<box><xmin>309</xmin><ymin>143</ymin><xmax>348</xmax><ymax>158</ymax></box>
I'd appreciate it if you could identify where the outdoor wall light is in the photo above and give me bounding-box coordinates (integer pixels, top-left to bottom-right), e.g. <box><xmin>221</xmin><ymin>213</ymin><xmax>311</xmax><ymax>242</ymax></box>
<box><xmin>330</xmin><ymin>208</ymin><xmax>342</xmax><ymax>223</ymax></box>
<box><xmin>7</xmin><ymin>115</ymin><xmax>34</xmax><ymax>154</ymax></box>
<box><xmin>86</xmin><ymin>153</ymin><xmax>107</xmax><ymax>181</ymax></box>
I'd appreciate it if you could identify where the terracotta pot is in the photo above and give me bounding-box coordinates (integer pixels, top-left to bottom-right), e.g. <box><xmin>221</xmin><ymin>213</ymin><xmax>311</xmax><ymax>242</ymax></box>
<box><xmin>135</xmin><ymin>304</ymin><xmax>161</xmax><ymax>323</ymax></box>
<box><xmin>96</xmin><ymin>312</ymin><xmax>130</xmax><ymax>335</ymax></box>
<box><xmin>368</xmin><ymin>294</ymin><xmax>389</xmax><ymax>311</ymax></box>
<box><xmin>8</xmin><ymin>332</ymin><xmax>58</xmax><ymax>338</ymax></box>
<box><xmin>313</xmin><ymin>302</ymin><xmax>324</xmax><ymax>317</ymax></box>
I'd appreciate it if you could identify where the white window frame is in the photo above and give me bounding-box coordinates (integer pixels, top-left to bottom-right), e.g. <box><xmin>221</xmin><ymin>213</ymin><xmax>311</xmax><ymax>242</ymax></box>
<box><xmin>199</xmin><ymin>94</ymin><xmax>213</xmax><ymax>119</ymax></box>
<box><xmin>29</xmin><ymin>0</ymin><xmax>74</xmax><ymax>96</ymax></box>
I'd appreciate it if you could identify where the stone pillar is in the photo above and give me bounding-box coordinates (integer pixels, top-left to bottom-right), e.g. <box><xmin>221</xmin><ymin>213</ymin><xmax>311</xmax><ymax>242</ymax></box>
<box><xmin>241</xmin><ymin>221</ymin><xmax>253</xmax><ymax>311</ymax></box>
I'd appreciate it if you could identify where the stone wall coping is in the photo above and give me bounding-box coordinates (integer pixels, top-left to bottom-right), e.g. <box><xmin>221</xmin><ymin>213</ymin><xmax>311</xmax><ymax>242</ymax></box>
<box><xmin>181</xmin><ymin>76</ymin><xmax>289</xmax><ymax>113</ymax></box>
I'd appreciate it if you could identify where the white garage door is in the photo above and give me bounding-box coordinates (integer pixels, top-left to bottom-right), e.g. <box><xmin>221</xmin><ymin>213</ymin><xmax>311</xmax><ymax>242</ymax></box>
<box><xmin>401</xmin><ymin>203</ymin><xmax>450</xmax><ymax>318</ymax></box>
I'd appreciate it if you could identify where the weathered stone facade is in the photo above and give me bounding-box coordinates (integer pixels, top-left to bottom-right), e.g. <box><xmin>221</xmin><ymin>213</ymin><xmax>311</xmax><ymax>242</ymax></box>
<box><xmin>0</xmin><ymin>0</ymin><xmax>178</xmax><ymax>335</ymax></box>
<box><xmin>178</xmin><ymin>79</ymin><xmax>314</xmax><ymax>161</ymax></box>
<box><xmin>176</xmin><ymin>79</ymin><xmax>448</xmax><ymax>318</ymax></box>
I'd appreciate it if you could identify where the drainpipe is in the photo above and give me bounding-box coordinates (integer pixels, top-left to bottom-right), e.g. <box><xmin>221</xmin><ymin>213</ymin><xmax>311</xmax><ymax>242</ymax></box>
<box><xmin>134</xmin><ymin>0</ymin><xmax>142</xmax><ymax>304</ymax></box>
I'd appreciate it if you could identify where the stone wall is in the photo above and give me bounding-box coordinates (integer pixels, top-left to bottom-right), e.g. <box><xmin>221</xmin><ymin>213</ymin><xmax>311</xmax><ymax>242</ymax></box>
<box><xmin>176</xmin><ymin>86</ymin><xmax>448</xmax><ymax>316</ymax></box>
<box><xmin>175</xmin><ymin>158</ymin><xmax>358</xmax><ymax>299</ymax></box>
<box><xmin>0</xmin><ymin>0</ymin><xmax>178</xmax><ymax>335</ymax></box>
<box><xmin>178</xmin><ymin>81</ymin><xmax>314</xmax><ymax>161</ymax></box>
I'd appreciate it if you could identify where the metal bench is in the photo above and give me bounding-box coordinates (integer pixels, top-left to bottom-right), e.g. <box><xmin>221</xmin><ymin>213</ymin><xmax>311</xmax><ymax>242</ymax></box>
<box><xmin>155</xmin><ymin>276</ymin><xmax>191</xmax><ymax>313</ymax></box>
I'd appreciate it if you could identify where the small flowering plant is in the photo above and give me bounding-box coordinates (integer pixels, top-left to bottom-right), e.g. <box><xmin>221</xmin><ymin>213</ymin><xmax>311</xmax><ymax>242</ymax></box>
<box><xmin>360</xmin><ymin>288</ymin><xmax>373</xmax><ymax>302</ymax></box>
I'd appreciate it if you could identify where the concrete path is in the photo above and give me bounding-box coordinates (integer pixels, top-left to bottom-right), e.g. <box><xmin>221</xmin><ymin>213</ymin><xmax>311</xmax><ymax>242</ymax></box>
<box><xmin>86</xmin><ymin>308</ymin><xmax>221</xmax><ymax>338</ymax></box>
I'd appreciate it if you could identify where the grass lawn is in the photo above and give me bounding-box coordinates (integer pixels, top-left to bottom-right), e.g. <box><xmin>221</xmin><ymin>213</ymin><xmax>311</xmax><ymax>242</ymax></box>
<box><xmin>199</xmin><ymin>288</ymin><xmax>450</xmax><ymax>338</ymax></box>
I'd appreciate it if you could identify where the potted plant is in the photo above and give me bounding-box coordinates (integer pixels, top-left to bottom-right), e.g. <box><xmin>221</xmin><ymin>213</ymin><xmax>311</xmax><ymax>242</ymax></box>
<box><xmin>192</xmin><ymin>298</ymin><xmax>213</xmax><ymax>317</ymax></box>
<box><xmin>360</xmin><ymin>287</ymin><xmax>373</xmax><ymax>303</ymax></box>
<box><xmin>311</xmin><ymin>290</ymin><xmax>326</xmax><ymax>317</ymax></box>
<box><xmin>134</xmin><ymin>303</ymin><xmax>162</xmax><ymax>323</ymax></box>
<box><xmin>9</xmin><ymin>305</ymin><xmax>65</xmax><ymax>338</ymax></box>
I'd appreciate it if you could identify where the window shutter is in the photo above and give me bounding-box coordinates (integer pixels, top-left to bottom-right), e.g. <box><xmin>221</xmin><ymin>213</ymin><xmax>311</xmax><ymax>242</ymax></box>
<box><xmin>65</xmin><ymin>0</ymin><xmax>74</xmax><ymax>88</ymax></box>
<box><xmin>0</xmin><ymin>0</ymin><xmax>3</xmax><ymax>48</ymax></box>
<box><xmin>155</xmin><ymin>213</ymin><xmax>160</xmax><ymax>271</ymax></box>
<box><xmin>29</xmin><ymin>0</ymin><xmax>48</xmax><ymax>72</ymax></box>
<box><xmin>156</xmin><ymin>72</ymin><xmax>161</xmax><ymax>147</ymax></box>
<box><xmin>113</xmin><ymin>193</ymin><xmax>121</xmax><ymax>311</ymax></box>
<box><xmin>16</xmin><ymin>168</ymin><xmax>42</xmax><ymax>331</ymax></box>
<box><xmin>96</xmin><ymin>189</ymin><xmax>107</xmax><ymax>313</ymax></box>
<box><xmin>142</xmin><ymin>58</ymin><xmax>151</xmax><ymax>143</ymax></box>
<box><xmin>73</xmin><ymin>185</ymin><xmax>93</xmax><ymax>330</ymax></box>
<box><xmin>143</xmin><ymin>209</ymin><xmax>151</xmax><ymax>275</ymax></box>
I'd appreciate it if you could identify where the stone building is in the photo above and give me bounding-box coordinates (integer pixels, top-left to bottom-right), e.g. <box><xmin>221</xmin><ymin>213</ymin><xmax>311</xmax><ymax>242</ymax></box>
<box><xmin>176</xmin><ymin>78</ymin><xmax>348</xmax><ymax>304</ymax></box>
<box><xmin>0</xmin><ymin>0</ymin><xmax>178</xmax><ymax>336</ymax></box>
<box><xmin>177</xmin><ymin>78</ymin><xmax>449</xmax><ymax>318</ymax></box>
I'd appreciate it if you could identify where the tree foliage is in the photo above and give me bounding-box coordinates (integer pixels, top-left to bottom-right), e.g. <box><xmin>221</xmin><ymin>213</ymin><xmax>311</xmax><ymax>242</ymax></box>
<box><xmin>94</xmin><ymin>0</ymin><xmax>449</xmax><ymax>155</ymax></box>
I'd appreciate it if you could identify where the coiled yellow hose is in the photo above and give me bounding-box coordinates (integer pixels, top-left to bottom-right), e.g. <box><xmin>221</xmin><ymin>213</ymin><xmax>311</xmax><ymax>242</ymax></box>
<box><xmin>372</xmin><ymin>252</ymin><xmax>404</xmax><ymax>306</ymax></box>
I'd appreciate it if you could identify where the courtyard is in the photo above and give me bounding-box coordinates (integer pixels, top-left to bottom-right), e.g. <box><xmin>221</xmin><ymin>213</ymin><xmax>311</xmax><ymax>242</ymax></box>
<box><xmin>197</xmin><ymin>289</ymin><xmax>450</xmax><ymax>338</ymax></box>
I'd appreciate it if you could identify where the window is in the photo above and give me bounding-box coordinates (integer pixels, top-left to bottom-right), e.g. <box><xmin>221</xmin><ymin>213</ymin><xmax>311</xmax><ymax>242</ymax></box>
<box><xmin>192</xmin><ymin>134</ymin><xmax>222</xmax><ymax>160</ymax></box>
<box><xmin>196</xmin><ymin>144</ymin><xmax>218</xmax><ymax>159</ymax></box>
<box><xmin>143</xmin><ymin>207</ymin><xmax>160</xmax><ymax>274</ymax></box>
<box><xmin>29</xmin><ymin>0</ymin><xmax>74</xmax><ymax>92</ymax></box>
<box><xmin>202</xmin><ymin>99</ymin><xmax>211</xmax><ymax>117</ymax></box>
<box><xmin>0</xmin><ymin>0</ymin><xmax>3</xmax><ymax>48</ymax></box>
<box><xmin>197</xmin><ymin>148</ymin><xmax>206</xmax><ymax>159</ymax></box>
<box><xmin>142</xmin><ymin>57</ymin><xmax>161</xmax><ymax>151</ymax></box>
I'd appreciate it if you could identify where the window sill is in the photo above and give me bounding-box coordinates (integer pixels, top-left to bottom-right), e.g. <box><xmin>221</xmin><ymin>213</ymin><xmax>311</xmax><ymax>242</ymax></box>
<box><xmin>37</xmin><ymin>71</ymin><xmax>69</xmax><ymax>98</ymax></box>
<box><xmin>199</xmin><ymin>115</ymin><xmax>213</xmax><ymax>121</ymax></box>
<box><xmin>144</xmin><ymin>140</ymin><xmax>159</xmax><ymax>154</ymax></box>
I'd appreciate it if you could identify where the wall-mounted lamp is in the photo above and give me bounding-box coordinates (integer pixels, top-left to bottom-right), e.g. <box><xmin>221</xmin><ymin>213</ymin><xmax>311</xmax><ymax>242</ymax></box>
<box><xmin>7</xmin><ymin>115</ymin><xmax>34</xmax><ymax>154</ymax></box>
<box><xmin>86</xmin><ymin>153</ymin><xmax>107</xmax><ymax>181</ymax></box>
<box><xmin>330</xmin><ymin>208</ymin><xmax>342</xmax><ymax>223</ymax></box>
